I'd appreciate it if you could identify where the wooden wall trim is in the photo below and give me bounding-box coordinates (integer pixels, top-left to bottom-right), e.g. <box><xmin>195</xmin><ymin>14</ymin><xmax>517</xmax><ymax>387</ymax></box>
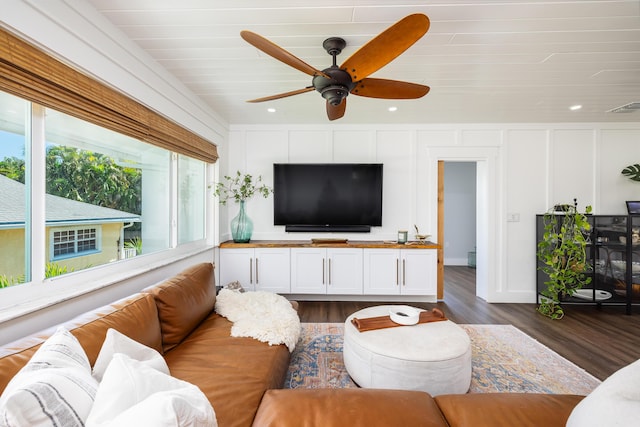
<box><xmin>438</xmin><ymin>160</ymin><xmax>445</xmax><ymax>299</ymax></box>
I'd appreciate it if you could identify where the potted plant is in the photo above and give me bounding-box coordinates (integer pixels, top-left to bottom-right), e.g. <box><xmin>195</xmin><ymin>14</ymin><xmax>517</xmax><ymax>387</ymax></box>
<box><xmin>622</xmin><ymin>163</ymin><xmax>640</xmax><ymax>182</ymax></box>
<box><xmin>537</xmin><ymin>199</ymin><xmax>592</xmax><ymax>319</ymax></box>
<box><xmin>214</xmin><ymin>171</ymin><xmax>273</xmax><ymax>243</ymax></box>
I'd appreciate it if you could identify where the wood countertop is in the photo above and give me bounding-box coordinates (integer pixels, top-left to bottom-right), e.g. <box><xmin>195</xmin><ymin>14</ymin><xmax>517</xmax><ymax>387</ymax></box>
<box><xmin>219</xmin><ymin>240</ymin><xmax>440</xmax><ymax>249</ymax></box>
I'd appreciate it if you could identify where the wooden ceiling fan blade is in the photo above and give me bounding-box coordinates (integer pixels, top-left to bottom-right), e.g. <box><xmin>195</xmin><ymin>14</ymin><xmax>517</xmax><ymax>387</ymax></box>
<box><xmin>327</xmin><ymin>99</ymin><xmax>346</xmax><ymax>121</ymax></box>
<box><xmin>247</xmin><ymin>87</ymin><xmax>314</xmax><ymax>103</ymax></box>
<box><xmin>351</xmin><ymin>78</ymin><xmax>430</xmax><ymax>99</ymax></box>
<box><xmin>340</xmin><ymin>13</ymin><xmax>430</xmax><ymax>81</ymax></box>
<box><xmin>241</xmin><ymin>31</ymin><xmax>330</xmax><ymax>79</ymax></box>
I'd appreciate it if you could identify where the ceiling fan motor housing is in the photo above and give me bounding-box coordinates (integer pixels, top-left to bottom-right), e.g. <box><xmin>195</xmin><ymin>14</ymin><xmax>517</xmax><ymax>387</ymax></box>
<box><xmin>313</xmin><ymin>67</ymin><xmax>355</xmax><ymax>105</ymax></box>
<box><xmin>311</xmin><ymin>37</ymin><xmax>355</xmax><ymax>106</ymax></box>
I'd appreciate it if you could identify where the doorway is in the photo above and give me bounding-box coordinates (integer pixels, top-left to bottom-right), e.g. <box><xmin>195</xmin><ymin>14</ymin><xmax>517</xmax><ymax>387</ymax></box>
<box><xmin>436</xmin><ymin>151</ymin><xmax>494</xmax><ymax>302</ymax></box>
<box><xmin>443</xmin><ymin>162</ymin><xmax>477</xmax><ymax>268</ymax></box>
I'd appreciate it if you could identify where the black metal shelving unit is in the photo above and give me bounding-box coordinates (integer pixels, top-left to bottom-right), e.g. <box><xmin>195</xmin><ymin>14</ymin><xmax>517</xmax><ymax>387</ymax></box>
<box><xmin>536</xmin><ymin>214</ymin><xmax>640</xmax><ymax>314</ymax></box>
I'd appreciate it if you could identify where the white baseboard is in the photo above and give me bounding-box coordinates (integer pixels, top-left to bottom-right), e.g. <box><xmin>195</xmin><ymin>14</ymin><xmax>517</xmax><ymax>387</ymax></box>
<box><xmin>444</xmin><ymin>257</ymin><xmax>470</xmax><ymax>266</ymax></box>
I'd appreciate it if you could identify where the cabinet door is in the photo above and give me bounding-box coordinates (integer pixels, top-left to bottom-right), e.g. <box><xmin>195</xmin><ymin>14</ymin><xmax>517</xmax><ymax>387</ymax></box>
<box><xmin>363</xmin><ymin>249</ymin><xmax>401</xmax><ymax>295</ymax></box>
<box><xmin>327</xmin><ymin>248</ymin><xmax>363</xmax><ymax>295</ymax></box>
<box><xmin>291</xmin><ymin>248</ymin><xmax>326</xmax><ymax>294</ymax></box>
<box><xmin>401</xmin><ymin>249</ymin><xmax>437</xmax><ymax>295</ymax></box>
<box><xmin>254</xmin><ymin>248</ymin><xmax>290</xmax><ymax>293</ymax></box>
<box><xmin>219</xmin><ymin>248</ymin><xmax>254</xmax><ymax>290</ymax></box>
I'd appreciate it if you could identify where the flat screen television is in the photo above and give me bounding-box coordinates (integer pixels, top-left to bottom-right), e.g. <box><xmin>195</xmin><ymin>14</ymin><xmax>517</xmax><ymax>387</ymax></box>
<box><xmin>273</xmin><ymin>163</ymin><xmax>383</xmax><ymax>232</ymax></box>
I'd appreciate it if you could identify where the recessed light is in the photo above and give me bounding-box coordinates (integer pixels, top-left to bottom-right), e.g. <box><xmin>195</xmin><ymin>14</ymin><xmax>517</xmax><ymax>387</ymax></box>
<box><xmin>388</xmin><ymin>106</ymin><xmax>398</xmax><ymax>112</ymax></box>
<box><xmin>267</xmin><ymin>108</ymin><xmax>276</xmax><ymax>113</ymax></box>
<box><xmin>569</xmin><ymin>105</ymin><xmax>582</xmax><ymax>111</ymax></box>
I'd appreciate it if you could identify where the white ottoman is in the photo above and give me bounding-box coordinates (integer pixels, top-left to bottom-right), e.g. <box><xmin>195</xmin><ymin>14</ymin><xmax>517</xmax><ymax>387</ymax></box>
<box><xmin>343</xmin><ymin>305</ymin><xmax>471</xmax><ymax>396</ymax></box>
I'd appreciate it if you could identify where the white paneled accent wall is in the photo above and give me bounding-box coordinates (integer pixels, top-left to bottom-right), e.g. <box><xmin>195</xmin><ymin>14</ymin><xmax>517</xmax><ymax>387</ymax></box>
<box><xmin>504</xmin><ymin>130</ymin><xmax>549</xmax><ymax>303</ymax></box>
<box><xmin>598</xmin><ymin>129</ymin><xmax>640</xmax><ymax>212</ymax></box>
<box><xmin>224</xmin><ymin>123</ymin><xmax>640</xmax><ymax>303</ymax></box>
<box><xmin>551</xmin><ymin>129</ymin><xmax>597</xmax><ymax>206</ymax></box>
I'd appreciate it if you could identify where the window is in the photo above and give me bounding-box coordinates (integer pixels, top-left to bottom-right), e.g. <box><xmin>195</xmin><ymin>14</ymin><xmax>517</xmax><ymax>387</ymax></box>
<box><xmin>44</xmin><ymin>108</ymin><xmax>169</xmax><ymax>275</ymax></box>
<box><xmin>178</xmin><ymin>155</ymin><xmax>206</xmax><ymax>244</ymax></box>
<box><xmin>0</xmin><ymin>91</ymin><xmax>28</xmax><ymax>288</ymax></box>
<box><xmin>0</xmin><ymin>91</ymin><xmax>210</xmax><ymax>288</ymax></box>
<box><xmin>0</xmin><ymin>27</ymin><xmax>216</xmax><ymax>317</ymax></box>
<box><xmin>51</xmin><ymin>227</ymin><xmax>99</xmax><ymax>259</ymax></box>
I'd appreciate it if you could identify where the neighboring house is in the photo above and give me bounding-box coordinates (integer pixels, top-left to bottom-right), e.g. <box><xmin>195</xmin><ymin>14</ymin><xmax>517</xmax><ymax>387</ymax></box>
<box><xmin>0</xmin><ymin>175</ymin><xmax>141</xmax><ymax>279</ymax></box>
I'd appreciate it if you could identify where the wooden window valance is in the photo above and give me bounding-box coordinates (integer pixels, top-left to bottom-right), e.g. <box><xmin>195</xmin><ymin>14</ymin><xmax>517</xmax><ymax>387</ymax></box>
<box><xmin>0</xmin><ymin>27</ymin><xmax>218</xmax><ymax>163</ymax></box>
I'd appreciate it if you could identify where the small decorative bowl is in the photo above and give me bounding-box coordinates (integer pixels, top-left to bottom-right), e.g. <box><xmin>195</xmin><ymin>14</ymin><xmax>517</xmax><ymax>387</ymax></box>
<box><xmin>415</xmin><ymin>234</ymin><xmax>430</xmax><ymax>242</ymax></box>
<box><xmin>389</xmin><ymin>306</ymin><xmax>420</xmax><ymax>325</ymax></box>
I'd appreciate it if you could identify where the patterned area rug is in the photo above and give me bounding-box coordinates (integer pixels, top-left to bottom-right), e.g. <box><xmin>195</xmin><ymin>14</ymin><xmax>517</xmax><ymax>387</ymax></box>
<box><xmin>285</xmin><ymin>323</ymin><xmax>601</xmax><ymax>394</ymax></box>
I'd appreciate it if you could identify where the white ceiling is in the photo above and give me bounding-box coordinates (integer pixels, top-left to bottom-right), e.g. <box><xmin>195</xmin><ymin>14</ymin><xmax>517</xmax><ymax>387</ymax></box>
<box><xmin>86</xmin><ymin>0</ymin><xmax>640</xmax><ymax>125</ymax></box>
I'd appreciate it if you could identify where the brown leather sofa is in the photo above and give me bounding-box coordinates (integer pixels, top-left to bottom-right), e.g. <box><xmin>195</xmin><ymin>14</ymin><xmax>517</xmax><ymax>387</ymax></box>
<box><xmin>0</xmin><ymin>262</ymin><xmax>289</xmax><ymax>427</ymax></box>
<box><xmin>0</xmin><ymin>262</ymin><xmax>584</xmax><ymax>427</ymax></box>
<box><xmin>253</xmin><ymin>388</ymin><xmax>584</xmax><ymax>427</ymax></box>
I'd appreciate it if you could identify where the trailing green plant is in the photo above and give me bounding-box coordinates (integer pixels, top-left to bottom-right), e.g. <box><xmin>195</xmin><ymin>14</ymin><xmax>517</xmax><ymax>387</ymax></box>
<box><xmin>213</xmin><ymin>171</ymin><xmax>273</xmax><ymax>205</ymax></box>
<box><xmin>622</xmin><ymin>164</ymin><xmax>640</xmax><ymax>182</ymax></box>
<box><xmin>537</xmin><ymin>199</ymin><xmax>592</xmax><ymax>319</ymax></box>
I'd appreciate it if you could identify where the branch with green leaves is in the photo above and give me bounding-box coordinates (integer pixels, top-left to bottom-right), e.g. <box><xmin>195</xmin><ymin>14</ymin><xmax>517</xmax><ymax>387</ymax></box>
<box><xmin>213</xmin><ymin>171</ymin><xmax>273</xmax><ymax>205</ymax></box>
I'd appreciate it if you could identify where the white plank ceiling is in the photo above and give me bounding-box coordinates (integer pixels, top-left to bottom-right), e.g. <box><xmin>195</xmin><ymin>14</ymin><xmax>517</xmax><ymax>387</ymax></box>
<box><xmin>86</xmin><ymin>0</ymin><xmax>640</xmax><ymax>125</ymax></box>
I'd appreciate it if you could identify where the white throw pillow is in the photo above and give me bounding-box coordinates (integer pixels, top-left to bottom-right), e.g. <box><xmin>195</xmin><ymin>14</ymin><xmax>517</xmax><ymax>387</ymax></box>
<box><xmin>92</xmin><ymin>328</ymin><xmax>169</xmax><ymax>381</ymax></box>
<box><xmin>0</xmin><ymin>326</ymin><xmax>98</xmax><ymax>427</ymax></box>
<box><xmin>87</xmin><ymin>354</ymin><xmax>217</xmax><ymax>427</ymax></box>
<box><xmin>567</xmin><ymin>358</ymin><xmax>640</xmax><ymax>427</ymax></box>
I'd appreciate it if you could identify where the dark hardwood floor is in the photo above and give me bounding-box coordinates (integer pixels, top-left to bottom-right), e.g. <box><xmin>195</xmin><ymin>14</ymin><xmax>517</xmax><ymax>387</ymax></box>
<box><xmin>296</xmin><ymin>266</ymin><xmax>640</xmax><ymax>381</ymax></box>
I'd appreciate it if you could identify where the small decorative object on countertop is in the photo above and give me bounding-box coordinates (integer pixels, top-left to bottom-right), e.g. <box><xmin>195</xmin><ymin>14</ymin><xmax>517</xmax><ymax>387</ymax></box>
<box><xmin>414</xmin><ymin>224</ymin><xmax>430</xmax><ymax>242</ymax></box>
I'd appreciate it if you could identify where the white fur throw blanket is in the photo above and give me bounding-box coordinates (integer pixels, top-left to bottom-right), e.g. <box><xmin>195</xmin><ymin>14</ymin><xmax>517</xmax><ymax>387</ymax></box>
<box><xmin>215</xmin><ymin>289</ymin><xmax>301</xmax><ymax>352</ymax></box>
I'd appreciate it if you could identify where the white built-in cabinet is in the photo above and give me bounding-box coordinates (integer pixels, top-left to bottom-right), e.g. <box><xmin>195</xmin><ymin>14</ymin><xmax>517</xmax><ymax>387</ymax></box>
<box><xmin>290</xmin><ymin>248</ymin><xmax>363</xmax><ymax>294</ymax></box>
<box><xmin>219</xmin><ymin>247</ymin><xmax>290</xmax><ymax>293</ymax></box>
<box><xmin>363</xmin><ymin>249</ymin><xmax>437</xmax><ymax>295</ymax></box>
<box><xmin>219</xmin><ymin>242</ymin><xmax>438</xmax><ymax>298</ymax></box>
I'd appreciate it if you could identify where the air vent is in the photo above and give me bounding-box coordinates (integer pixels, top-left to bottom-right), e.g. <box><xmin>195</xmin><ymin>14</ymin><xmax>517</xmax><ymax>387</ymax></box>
<box><xmin>608</xmin><ymin>102</ymin><xmax>640</xmax><ymax>113</ymax></box>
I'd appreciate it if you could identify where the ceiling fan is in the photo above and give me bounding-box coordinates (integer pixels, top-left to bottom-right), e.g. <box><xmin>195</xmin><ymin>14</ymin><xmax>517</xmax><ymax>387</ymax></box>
<box><xmin>240</xmin><ymin>13</ymin><xmax>431</xmax><ymax>121</ymax></box>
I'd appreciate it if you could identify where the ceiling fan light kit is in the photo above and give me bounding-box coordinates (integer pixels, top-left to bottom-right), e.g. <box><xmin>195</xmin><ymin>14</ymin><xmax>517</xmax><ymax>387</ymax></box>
<box><xmin>240</xmin><ymin>13</ymin><xmax>431</xmax><ymax>121</ymax></box>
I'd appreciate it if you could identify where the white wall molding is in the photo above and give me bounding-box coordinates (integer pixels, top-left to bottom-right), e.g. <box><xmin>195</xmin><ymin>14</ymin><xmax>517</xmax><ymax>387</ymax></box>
<box><xmin>224</xmin><ymin>123</ymin><xmax>640</xmax><ymax>303</ymax></box>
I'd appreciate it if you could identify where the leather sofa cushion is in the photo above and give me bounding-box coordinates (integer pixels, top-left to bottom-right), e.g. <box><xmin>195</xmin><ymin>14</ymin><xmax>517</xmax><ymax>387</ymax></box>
<box><xmin>145</xmin><ymin>262</ymin><xmax>216</xmax><ymax>352</ymax></box>
<box><xmin>0</xmin><ymin>292</ymin><xmax>162</xmax><ymax>394</ymax></box>
<box><xmin>164</xmin><ymin>312</ymin><xmax>291</xmax><ymax>427</ymax></box>
<box><xmin>434</xmin><ymin>393</ymin><xmax>585</xmax><ymax>427</ymax></box>
<box><xmin>251</xmin><ymin>388</ymin><xmax>449</xmax><ymax>427</ymax></box>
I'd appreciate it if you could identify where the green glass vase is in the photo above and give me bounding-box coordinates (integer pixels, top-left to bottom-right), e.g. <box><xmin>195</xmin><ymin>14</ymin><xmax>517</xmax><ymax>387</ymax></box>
<box><xmin>231</xmin><ymin>200</ymin><xmax>253</xmax><ymax>243</ymax></box>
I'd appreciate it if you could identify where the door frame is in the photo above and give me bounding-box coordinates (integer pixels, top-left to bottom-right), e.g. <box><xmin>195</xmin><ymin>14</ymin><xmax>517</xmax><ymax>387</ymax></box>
<box><xmin>433</xmin><ymin>147</ymin><xmax>500</xmax><ymax>301</ymax></box>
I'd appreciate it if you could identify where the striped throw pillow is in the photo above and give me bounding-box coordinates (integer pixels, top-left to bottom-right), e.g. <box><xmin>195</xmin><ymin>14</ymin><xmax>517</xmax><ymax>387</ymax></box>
<box><xmin>0</xmin><ymin>326</ymin><xmax>98</xmax><ymax>426</ymax></box>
